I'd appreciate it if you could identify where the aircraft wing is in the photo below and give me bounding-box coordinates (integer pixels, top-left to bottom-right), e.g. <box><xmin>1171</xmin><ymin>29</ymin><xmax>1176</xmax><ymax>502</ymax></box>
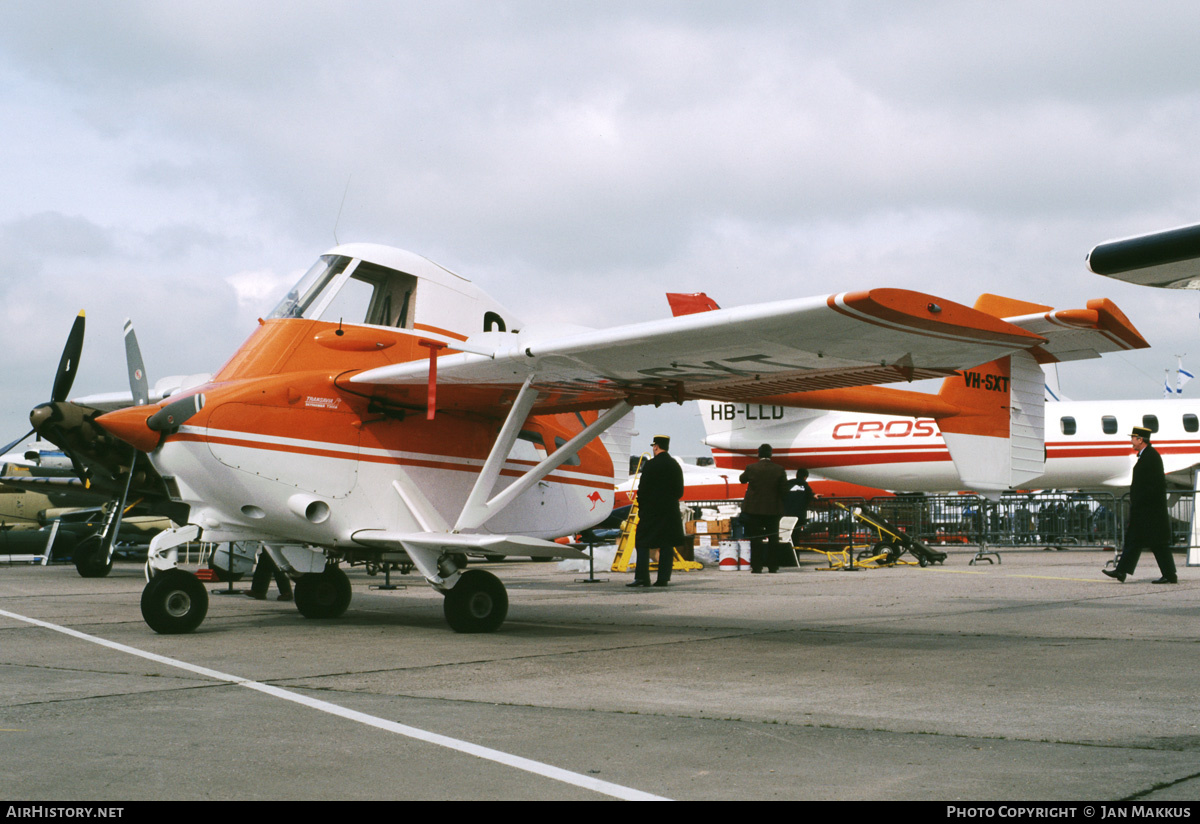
<box><xmin>1087</xmin><ymin>223</ymin><xmax>1200</xmax><ymax>289</ymax></box>
<box><xmin>350</xmin><ymin>289</ymin><xmax>1048</xmax><ymax>410</ymax></box>
<box><xmin>0</xmin><ymin>474</ymin><xmax>96</xmax><ymax>496</ymax></box>
<box><xmin>995</xmin><ymin>298</ymin><xmax>1148</xmax><ymax>362</ymax></box>
<box><xmin>72</xmin><ymin>373</ymin><xmax>214</xmax><ymax>413</ymax></box>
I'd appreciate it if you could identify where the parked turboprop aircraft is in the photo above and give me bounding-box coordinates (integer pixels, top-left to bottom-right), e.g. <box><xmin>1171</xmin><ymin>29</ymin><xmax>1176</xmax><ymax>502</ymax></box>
<box><xmin>24</xmin><ymin>243</ymin><xmax>1139</xmax><ymax>634</ymax></box>
<box><xmin>701</xmin><ymin>397</ymin><xmax>1200</xmax><ymax>493</ymax></box>
<box><xmin>666</xmin><ymin>292</ymin><xmax>1161</xmax><ymax>494</ymax></box>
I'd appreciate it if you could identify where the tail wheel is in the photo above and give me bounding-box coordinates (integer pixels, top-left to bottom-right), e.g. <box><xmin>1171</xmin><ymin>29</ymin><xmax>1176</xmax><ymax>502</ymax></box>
<box><xmin>443</xmin><ymin>569</ymin><xmax>508</xmax><ymax>633</ymax></box>
<box><xmin>141</xmin><ymin>569</ymin><xmax>209</xmax><ymax>634</ymax></box>
<box><xmin>74</xmin><ymin>535</ymin><xmax>113</xmax><ymax>578</ymax></box>
<box><xmin>294</xmin><ymin>566</ymin><xmax>352</xmax><ymax>619</ymax></box>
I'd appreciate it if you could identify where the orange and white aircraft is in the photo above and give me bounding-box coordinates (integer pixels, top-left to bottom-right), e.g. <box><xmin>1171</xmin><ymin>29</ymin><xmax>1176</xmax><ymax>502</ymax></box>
<box><xmin>666</xmin><ymin>293</ymin><xmax>1171</xmax><ymax>495</ymax></box>
<box><xmin>34</xmin><ymin>243</ymin><xmax>1142</xmax><ymax>634</ymax></box>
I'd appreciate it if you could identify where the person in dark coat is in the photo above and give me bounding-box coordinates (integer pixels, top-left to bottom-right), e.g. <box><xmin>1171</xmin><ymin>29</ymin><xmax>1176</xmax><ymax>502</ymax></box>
<box><xmin>628</xmin><ymin>435</ymin><xmax>686</xmax><ymax>588</ymax></box>
<box><xmin>739</xmin><ymin>443</ymin><xmax>789</xmax><ymax>573</ymax></box>
<box><xmin>784</xmin><ymin>468</ymin><xmax>814</xmax><ymax>548</ymax></box>
<box><xmin>1103</xmin><ymin>426</ymin><xmax>1177</xmax><ymax>584</ymax></box>
<box><xmin>247</xmin><ymin>545</ymin><xmax>294</xmax><ymax>601</ymax></box>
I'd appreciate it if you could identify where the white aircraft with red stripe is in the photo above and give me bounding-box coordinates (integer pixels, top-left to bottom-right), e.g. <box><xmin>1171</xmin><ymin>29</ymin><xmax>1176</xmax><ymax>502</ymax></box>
<box><xmin>703</xmin><ymin>397</ymin><xmax>1200</xmax><ymax>494</ymax></box>
<box><xmin>612</xmin><ymin>455</ymin><xmax>886</xmax><ymax>509</ymax></box>
<box><xmin>667</xmin><ymin>292</ymin><xmax>1173</xmax><ymax>494</ymax></box>
<box><xmin>35</xmin><ymin>243</ymin><xmax>1141</xmax><ymax>634</ymax></box>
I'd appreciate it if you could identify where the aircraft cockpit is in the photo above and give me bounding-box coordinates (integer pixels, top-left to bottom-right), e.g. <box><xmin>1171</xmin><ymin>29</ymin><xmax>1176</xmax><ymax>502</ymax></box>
<box><xmin>267</xmin><ymin>245</ymin><xmax>522</xmax><ymax>340</ymax></box>
<box><xmin>269</xmin><ymin>254</ymin><xmax>418</xmax><ymax>329</ymax></box>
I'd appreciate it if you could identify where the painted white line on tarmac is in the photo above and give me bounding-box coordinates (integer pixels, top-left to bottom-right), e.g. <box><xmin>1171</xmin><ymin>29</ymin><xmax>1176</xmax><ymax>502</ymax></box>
<box><xmin>0</xmin><ymin>607</ymin><xmax>669</xmax><ymax>801</ymax></box>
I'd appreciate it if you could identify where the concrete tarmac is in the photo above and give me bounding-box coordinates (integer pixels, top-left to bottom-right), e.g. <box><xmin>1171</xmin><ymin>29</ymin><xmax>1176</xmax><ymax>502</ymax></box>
<box><xmin>1</xmin><ymin>547</ymin><xmax>1198</xmax><ymax>801</ymax></box>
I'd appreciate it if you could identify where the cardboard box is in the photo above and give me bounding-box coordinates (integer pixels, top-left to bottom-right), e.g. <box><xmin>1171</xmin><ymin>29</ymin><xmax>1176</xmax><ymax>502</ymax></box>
<box><xmin>686</xmin><ymin>519</ymin><xmax>731</xmax><ymax>536</ymax></box>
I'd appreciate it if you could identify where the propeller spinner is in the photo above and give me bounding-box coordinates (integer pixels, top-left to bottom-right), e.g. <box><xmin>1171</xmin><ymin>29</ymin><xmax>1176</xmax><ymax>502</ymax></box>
<box><xmin>0</xmin><ymin>311</ymin><xmax>88</xmax><ymax>459</ymax></box>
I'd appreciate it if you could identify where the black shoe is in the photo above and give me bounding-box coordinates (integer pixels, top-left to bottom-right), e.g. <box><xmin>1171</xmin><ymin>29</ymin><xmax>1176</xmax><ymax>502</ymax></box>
<box><xmin>1152</xmin><ymin>577</ymin><xmax>1178</xmax><ymax>584</ymax></box>
<box><xmin>626</xmin><ymin>580</ymin><xmax>650</xmax><ymax>588</ymax></box>
<box><xmin>652</xmin><ymin>581</ymin><xmax>669</xmax><ymax>587</ymax></box>
<box><xmin>245</xmin><ymin>591</ymin><xmax>267</xmax><ymax>600</ymax></box>
<box><xmin>1102</xmin><ymin>568</ymin><xmax>1126</xmax><ymax>582</ymax></box>
<box><xmin>277</xmin><ymin>593</ymin><xmax>293</xmax><ymax>601</ymax></box>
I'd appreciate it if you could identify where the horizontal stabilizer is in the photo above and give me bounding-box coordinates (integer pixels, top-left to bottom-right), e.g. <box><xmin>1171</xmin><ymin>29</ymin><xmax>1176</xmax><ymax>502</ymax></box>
<box><xmin>352</xmin><ymin>530</ymin><xmax>588</xmax><ymax>559</ymax></box>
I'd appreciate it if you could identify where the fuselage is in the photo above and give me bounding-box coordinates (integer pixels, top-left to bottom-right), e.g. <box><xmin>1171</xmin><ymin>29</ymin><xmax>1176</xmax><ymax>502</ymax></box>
<box><xmin>704</xmin><ymin>398</ymin><xmax>1200</xmax><ymax>492</ymax></box>
<box><xmin>99</xmin><ymin>244</ymin><xmax>619</xmax><ymax>548</ymax></box>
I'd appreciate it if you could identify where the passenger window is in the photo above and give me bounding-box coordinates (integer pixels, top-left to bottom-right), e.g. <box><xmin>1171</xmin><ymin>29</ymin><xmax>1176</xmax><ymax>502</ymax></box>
<box><xmin>554</xmin><ymin>436</ymin><xmax>582</xmax><ymax>466</ymax></box>
<box><xmin>518</xmin><ymin>430</ymin><xmax>546</xmax><ymax>449</ymax></box>
<box><xmin>1143</xmin><ymin>414</ymin><xmax>1159</xmax><ymax>433</ymax></box>
<box><xmin>1060</xmin><ymin>417</ymin><xmax>1076</xmax><ymax>436</ymax></box>
<box><xmin>1185</xmin><ymin>414</ymin><xmax>1198</xmax><ymax>433</ymax></box>
<box><xmin>1102</xmin><ymin>416</ymin><xmax>1118</xmax><ymax>435</ymax></box>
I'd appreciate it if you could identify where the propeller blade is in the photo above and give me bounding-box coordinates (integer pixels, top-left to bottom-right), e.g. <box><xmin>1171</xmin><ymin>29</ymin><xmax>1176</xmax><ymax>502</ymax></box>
<box><xmin>0</xmin><ymin>428</ymin><xmax>36</xmax><ymax>460</ymax></box>
<box><xmin>147</xmin><ymin>393</ymin><xmax>205</xmax><ymax>432</ymax></box>
<box><xmin>51</xmin><ymin>311</ymin><xmax>86</xmax><ymax>403</ymax></box>
<box><xmin>123</xmin><ymin>319</ymin><xmax>150</xmax><ymax>407</ymax></box>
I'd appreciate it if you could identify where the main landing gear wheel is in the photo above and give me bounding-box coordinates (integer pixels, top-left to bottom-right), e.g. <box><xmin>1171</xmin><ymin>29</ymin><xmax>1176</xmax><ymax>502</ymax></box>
<box><xmin>141</xmin><ymin>569</ymin><xmax>209</xmax><ymax>634</ymax></box>
<box><xmin>443</xmin><ymin>569</ymin><xmax>508</xmax><ymax>633</ymax></box>
<box><xmin>294</xmin><ymin>566</ymin><xmax>352</xmax><ymax>619</ymax></box>
<box><xmin>74</xmin><ymin>535</ymin><xmax>113</xmax><ymax>579</ymax></box>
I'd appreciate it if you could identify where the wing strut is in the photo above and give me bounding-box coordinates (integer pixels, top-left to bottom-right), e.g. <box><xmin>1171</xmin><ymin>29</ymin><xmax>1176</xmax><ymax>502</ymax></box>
<box><xmin>454</xmin><ymin>378</ymin><xmax>633</xmax><ymax>532</ymax></box>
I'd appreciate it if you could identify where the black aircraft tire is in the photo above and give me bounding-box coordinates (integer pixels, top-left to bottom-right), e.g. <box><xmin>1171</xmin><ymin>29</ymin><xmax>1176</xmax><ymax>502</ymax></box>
<box><xmin>443</xmin><ymin>569</ymin><xmax>508</xmax><ymax>633</ymax></box>
<box><xmin>141</xmin><ymin>569</ymin><xmax>209</xmax><ymax>634</ymax></box>
<box><xmin>294</xmin><ymin>566</ymin><xmax>352</xmax><ymax>619</ymax></box>
<box><xmin>74</xmin><ymin>535</ymin><xmax>113</xmax><ymax>579</ymax></box>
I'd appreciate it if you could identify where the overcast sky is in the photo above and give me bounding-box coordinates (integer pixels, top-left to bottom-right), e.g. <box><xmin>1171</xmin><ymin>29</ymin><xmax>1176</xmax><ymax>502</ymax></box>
<box><xmin>3</xmin><ymin>1</ymin><xmax>1200</xmax><ymax>456</ymax></box>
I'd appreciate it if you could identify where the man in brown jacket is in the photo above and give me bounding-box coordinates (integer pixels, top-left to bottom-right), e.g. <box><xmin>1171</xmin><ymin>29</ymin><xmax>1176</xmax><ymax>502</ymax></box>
<box><xmin>739</xmin><ymin>443</ymin><xmax>789</xmax><ymax>574</ymax></box>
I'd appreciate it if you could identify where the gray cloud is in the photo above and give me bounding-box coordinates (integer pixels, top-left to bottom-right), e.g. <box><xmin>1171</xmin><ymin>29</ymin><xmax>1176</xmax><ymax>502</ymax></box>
<box><xmin>1</xmin><ymin>1</ymin><xmax>1198</xmax><ymax>446</ymax></box>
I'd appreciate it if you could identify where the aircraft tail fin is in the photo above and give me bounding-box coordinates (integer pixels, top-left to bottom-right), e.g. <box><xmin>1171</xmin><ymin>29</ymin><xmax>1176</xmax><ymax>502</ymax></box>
<box><xmin>935</xmin><ymin>356</ymin><xmax>1046</xmax><ymax>495</ymax></box>
<box><xmin>666</xmin><ymin>292</ymin><xmax>721</xmax><ymax>316</ymax></box>
<box><xmin>931</xmin><ymin>287</ymin><xmax>1148</xmax><ymax>493</ymax></box>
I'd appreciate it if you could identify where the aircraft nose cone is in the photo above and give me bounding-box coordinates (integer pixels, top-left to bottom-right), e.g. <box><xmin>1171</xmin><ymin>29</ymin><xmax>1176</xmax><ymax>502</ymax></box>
<box><xmin>95</xmin><ymin>406</ymin><xmax>161</xmax><ymax>453</ymax></box>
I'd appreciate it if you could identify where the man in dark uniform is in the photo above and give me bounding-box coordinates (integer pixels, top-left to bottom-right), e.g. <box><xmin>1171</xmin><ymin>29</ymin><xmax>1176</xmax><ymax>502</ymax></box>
<box><xmin>739</xmin><ymin>443</ymin><xmax>789</xmax><ymax>574</ymax></box>
<box><xmin>1103</xmin><ymin>426</ymin><xmax>1178</xmax><ymax>584</ymax></box>
<box><xmin>628</xmin><ymin>435</ymin><xmax>685</xmax><ymax>588</ymax></box>
<box><xmin>247</xmin><ymin>545</ymin><xmax>294</xmax><ymax>601</ymax></box>
<box><xmin>785</xmin><ymin>468</ymin><xmax>814</xmax><ymax>549</ymax></box>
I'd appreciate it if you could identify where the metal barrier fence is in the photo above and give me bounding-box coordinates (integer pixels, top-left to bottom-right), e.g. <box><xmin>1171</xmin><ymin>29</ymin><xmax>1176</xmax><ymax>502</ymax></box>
<box><xmin>690</xmin><ymin>490</ymin><xmax>1200</xmax><ymax>551</ymax></box>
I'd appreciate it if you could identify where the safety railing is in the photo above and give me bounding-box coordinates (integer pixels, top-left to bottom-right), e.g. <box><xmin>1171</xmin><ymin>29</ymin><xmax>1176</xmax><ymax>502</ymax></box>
<box><xmin>689</xmin><ymin>489</ymin><xmax>1200</xmax><ymax>551</ymax></box>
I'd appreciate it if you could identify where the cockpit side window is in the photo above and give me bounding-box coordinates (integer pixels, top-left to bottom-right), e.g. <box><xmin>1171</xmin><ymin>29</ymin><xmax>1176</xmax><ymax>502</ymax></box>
<box><xmin>271</xmin><ymin>255</ymin><xmax>420</xmax><ymax>329</ymax></box>
<box><xmin>320</xmin><ymin>261</ymin><xmax>418</xmax><ymax>328</ymax></box>
<box><xmin>268</xmin><ymin>256</ymin><xmax>352</xmax><ymax>319</ymax></box>
<box><xmin>316</xmin><ymin>274</ymin><xmax>377</xmax><ymax>325</ymax></box>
